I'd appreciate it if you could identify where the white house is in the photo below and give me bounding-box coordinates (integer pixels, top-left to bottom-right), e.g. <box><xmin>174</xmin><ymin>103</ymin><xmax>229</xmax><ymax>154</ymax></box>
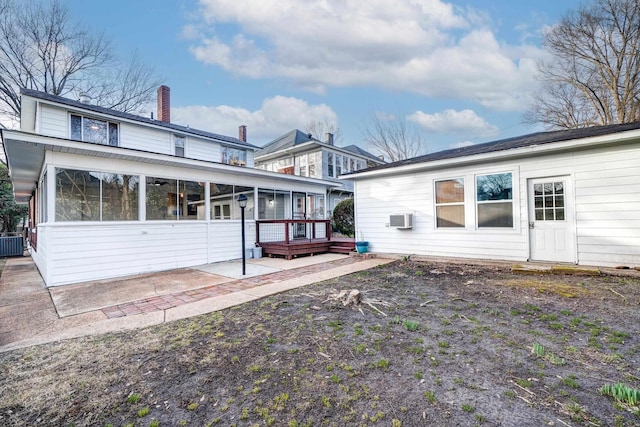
<box><xmin>346</xmin><ymin>123</ymin><xmax>640</xmax><ymax>268</ymax></box>
<box><xmin>1</xmin><ymin>87</ymin><xmax>338</xmax><ymax>286</ymax></box>
<box><xmin>255</xmin><ymin>129</ymin><xmax>384</xmax><ymax>216</ymax></box>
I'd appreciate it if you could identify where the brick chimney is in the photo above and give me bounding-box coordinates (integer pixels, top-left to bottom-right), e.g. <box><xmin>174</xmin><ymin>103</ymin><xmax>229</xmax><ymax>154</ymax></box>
<box><xmin>157</xmin><ymin>85</ymin><xmax>170</xmax><ymax>123</ymax></box>
<box><xmin>239</xmin><ymin>125</ymin><xmax>247</xmax><ymax>142</ymax></box>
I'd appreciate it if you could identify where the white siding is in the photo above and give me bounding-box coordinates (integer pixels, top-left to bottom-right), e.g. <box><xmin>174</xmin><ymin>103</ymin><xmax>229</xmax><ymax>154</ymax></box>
<box><xmin>39</xmin><ymin>105</ymin><xmax>68</xmax><ymax>138</ymax></box>
<box><xmin>355</xmin><ymin>142</ymin><xmax>640</xmax><ymax>267</ymax></box>
<box><xmin>188</xmin><ymin>136</ymin><xmax>220</xmax><ymax>162</ymax></box>
<box><xmin>120</xmin><ymin>122</ymin><xmax>170</xmax><ymax>153</ymax></box>
<box><xmin>42</xmin><ymin>221</ymin><xmax>257</xmax><ymax>286</ymax></box>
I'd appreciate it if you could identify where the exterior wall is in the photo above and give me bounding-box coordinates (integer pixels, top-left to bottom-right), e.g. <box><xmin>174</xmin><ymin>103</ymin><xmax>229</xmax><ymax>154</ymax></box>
<box><xmin>120</xmin><ymin>122</ymin><xmax>171</xmax><ymax>154</ymax></box>
<box><xmin>354</xmin><ymin>142</ymin><xmax>640</xmax><ymax>267</ymax></box>
<box><xmin>39</xmin><ymin>104</ymin><xmax>68</xmax><ymax>138</ymax></box>
<box><xmin>40</xmin><ymin>221</ymin><xmax>255</xmax><ymax>286</ymax></box>
<box><xmin>188</xmin><ymin>136</ymin><xmax>221</xmax><ymax>163</ymax></box>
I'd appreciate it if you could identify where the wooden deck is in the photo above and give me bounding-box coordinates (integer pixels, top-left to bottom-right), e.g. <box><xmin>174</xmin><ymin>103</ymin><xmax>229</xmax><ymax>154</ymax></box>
<box><xmin>256</xmin><ymin>219</ymin><xmax>355</xmax><ymax>259</ymax></box>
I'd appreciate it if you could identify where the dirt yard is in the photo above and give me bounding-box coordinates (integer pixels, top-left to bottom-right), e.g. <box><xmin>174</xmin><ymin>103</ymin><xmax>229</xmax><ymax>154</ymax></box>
<box><xmin>1</xmin><ymin>260</ymin><xmax>639</xmax><ymax>426</ymax></box>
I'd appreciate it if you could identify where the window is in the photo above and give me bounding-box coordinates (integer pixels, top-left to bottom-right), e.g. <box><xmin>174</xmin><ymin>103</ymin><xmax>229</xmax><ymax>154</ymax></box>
<box><xmin>174</xmin><ymin>135</ymin><xmax>185</xmax><ymax>157</ymax></box>
<box><xmin>476</xmin><ymin>173</ymin><xmax>513</xmax><ymax>228</ymax></box>
<box><xmin>435</xmin><ymin>178</ymin><xmax>465</xmax><ymax>228</ymax></box>
<box><xmin>55</xmin><ymin>168</ymin><xmax>138</xmax><ymax>221</ymax></box>
<box><xmin>297</xmin><ymin>154</ymin><xmax>308</xmax><ymax>177</ymax></box>
<box><xmin>70</xmin><ymin>114</ymin><xmax>118</xmax><ymax>146</ymax></box>
<box><xmin>210</xmin><ymin>183</ymin><xmax>255</xmax><ymax>220</ymax></box>
<box><xmin>327</xmin><ymin>152</ymin><xmax>334</xmax><ymax>177</ymax></box>
<box><xmin>343</xmin><ymin>156</ymin><xmax>349</xmax><ymax>173</ymax></box>
<box><xmin>222</xmin><ymin>146</ymin><xmax>247</xmax><ymax>166</ymax></box>
<box><xmin>336</xmin><ymin>154</ymin><xmax>342</xmax><ymax>176</ymax></box>
<box><xmin>258</xmin><ymin>189</ymin><xmax>291</xmax><ymax>219</ymax></box>
<box><xmin>534</xmin><ymin>182</ymin><xmax>565</xmax><ymax>221</ymax></box>
<box><xmin>145</xmin><ymin>177</ymin><xmax>204</xmax><ymax>220</ymax></box>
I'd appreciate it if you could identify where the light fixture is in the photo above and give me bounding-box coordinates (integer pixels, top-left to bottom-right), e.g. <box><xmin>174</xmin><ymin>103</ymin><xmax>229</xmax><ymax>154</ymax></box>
<box><xmin>237</xmin><ymin>194</ymin><xmax>248</xmax><ymax>208</ymax></box>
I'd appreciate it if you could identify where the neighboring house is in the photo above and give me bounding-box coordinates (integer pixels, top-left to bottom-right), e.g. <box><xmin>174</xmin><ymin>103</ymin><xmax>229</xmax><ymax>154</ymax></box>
<box><xmin>1</xmin><ymin>87</ymin><xmax>338</xmax><ymax>286</ymax></box>
<box><xmin>255</xmin><ymin>129</ymin><xmax>384</xmax><ymax>217</ymax></box>
<box><xmin>345</xmin><ymin>123</ymin><xmax>640</xmax><ymax>268</ymax></box>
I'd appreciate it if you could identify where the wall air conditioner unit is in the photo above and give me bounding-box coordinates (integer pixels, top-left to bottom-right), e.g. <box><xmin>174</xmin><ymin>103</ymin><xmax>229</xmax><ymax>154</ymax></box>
<box><xmin>389</xmin><ymin>213</ymin><xmax>413</xmax><ymax>229</ymax></box>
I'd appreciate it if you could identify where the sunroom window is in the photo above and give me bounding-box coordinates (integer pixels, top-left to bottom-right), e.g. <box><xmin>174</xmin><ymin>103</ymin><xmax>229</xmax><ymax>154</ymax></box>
<box><xmin>476</xmin><ymin>173</ymin><xmax>513</xmax><ymax>228</ymax></box>
<box><xmin>70</xmin><ymin>114</ymin><xmax>118</xmax><ymax>146</ymax></box>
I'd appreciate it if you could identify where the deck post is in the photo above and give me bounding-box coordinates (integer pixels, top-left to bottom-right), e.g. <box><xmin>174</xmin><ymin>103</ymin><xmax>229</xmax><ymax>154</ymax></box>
<box><xmin>284</xmin><ymin>221</ymin><xmax>290</xmax><ymax>244</ymax></box>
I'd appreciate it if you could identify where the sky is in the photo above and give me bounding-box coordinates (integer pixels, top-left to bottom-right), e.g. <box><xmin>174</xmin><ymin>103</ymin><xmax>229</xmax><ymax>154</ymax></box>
<box><xmin>63</xmin><ymin>0</ymin><xmax>582</xmax><ymax>155</ymax></box>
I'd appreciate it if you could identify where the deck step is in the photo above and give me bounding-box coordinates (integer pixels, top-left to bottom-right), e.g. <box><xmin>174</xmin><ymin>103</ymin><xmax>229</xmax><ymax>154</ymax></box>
<box><xmin>328</xmin><ymin>245</ymin><xmax>354</xmax><ymax>254</ymax></box>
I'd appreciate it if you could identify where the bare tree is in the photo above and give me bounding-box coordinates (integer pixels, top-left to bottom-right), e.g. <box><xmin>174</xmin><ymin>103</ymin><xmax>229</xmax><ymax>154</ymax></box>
<box><xmin>304</xmin><ymin>119</ymin><xmax>342</xmax><ymax>144</ymax></box>
<box><xmin>0</xmin><ymin>0</ymin><xmax>161</xmax><ymax>127</ymax></box>
<box><xmin>361</xmin><ymin>113</ymin><xmax>426</xmax><ymax>162</ymax></box>
<box><xmin>525</xmin><ymin>0</ymin><xmax>640</xmax><ymax>129</ymax></box>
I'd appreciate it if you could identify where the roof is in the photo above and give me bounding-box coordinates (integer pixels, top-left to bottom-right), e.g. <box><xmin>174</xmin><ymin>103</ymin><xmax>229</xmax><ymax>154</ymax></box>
<box><xmin>20</xmin><ymin>88</ymin><xmax>258</xmax><ymax>150</ymax></box>
<box><xmin>348</xmin><ymin>121</ymin><xmax>640</xmax><ymax>176</ymax></box>
<box><xmin>256</xmin><ymin>129</ymin><xmax>318</xmax><ymax>157</ymax></box>
<box><xmin>341</xmin><ymin>144</ymin><xmax>384</xmax><ymax>163</ymax></box>
<box><xmin>256</xmin><ymin>129</ymin><xmax>384</xmax><ymax>164</ymax></box>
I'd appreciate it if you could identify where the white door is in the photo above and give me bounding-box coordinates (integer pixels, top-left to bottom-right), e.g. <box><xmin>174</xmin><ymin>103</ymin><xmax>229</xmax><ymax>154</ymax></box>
<box><xmin>528</xmin><ymin>177</ymin><xmax>576</xmax><ymax>263</ymax></box>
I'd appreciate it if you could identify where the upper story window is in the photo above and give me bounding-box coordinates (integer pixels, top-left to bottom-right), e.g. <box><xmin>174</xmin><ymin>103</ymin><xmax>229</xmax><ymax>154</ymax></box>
<box><xmin>70</xmin><ymin>114</ymin><xmax>118</xmax><ymax>146</ymax></box>
<box><xmin>174</xmin><ymin>135</ymin><xmax>185</xmax><ymax>157</ymax></box>
<box><xmin>222</xmin><ymin>146</ymin><xmax>247</xmax><ymax>166</ymax></box>
<box><xmin>327</xmin><ymin>152</ymin><xmax>334</xmax><ymax>177</ymax></box>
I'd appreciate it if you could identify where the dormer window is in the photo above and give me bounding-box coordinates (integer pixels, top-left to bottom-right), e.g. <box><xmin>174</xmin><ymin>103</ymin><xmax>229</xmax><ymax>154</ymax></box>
<box><xmin>174</xmin><ymin>135</ymin><xmax>185</xmax><ymax>157</ymax></box>
<box><xmin>70</xmin><ymin>114</ymin><xmax>118</xmax><ymax>146</ymax></box>
<box><xmin>222</xmin><ymin>146</ymin><xmax>246</xmax><ymax>166</ymax></box>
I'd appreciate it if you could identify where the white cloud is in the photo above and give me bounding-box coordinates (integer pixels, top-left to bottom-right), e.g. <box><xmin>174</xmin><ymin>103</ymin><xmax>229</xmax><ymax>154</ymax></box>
<box><xmin>187</xmin><ymin>0</ymin><xmax>545</xmax><ymax>111</ymax></box>
<box><xmin>408</xmin><ymin>109</ymin><xmax>499</xmax><ymax>138</ymax></box>
<box><xmin>171</xmin><ymin>96</ymin><xmax>337</xmax><ymax>146</ymax></box>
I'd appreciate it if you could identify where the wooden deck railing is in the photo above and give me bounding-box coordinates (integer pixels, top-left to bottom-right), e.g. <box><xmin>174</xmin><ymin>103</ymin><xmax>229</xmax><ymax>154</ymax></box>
<box><xmin>256</xmin><ymin>219</ymin><xmax>331</xmax><ymax>245</ymax></box>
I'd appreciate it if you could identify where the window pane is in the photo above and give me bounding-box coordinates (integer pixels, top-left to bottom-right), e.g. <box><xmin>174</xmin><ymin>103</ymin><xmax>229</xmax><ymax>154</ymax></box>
<box><xmin>556</xmin><ymin>208</ymin><xmax>565</xmax><ymax>220</ymax></box>
<box><xmin>436</xmin><ymin>205</ymin><xmax>465</xmax><ymax>228</ymax></box>
<box><xmin>210</xmin><ymin>183</ymin><xmax>234</xmax><ymax>220</ymax></box>
<box><xmin>534</xmin><ymin>183</ymin><xmax>543</xmax><ymax>195</ymax></box>
<box><xmin>258</xmin><ymin>189</ymin><xmax>275</xmax><ymax>219</ymax></box>
<box><xmin>327</xmin><ymin>152</ymin><xmax>334</xmax><ymax>177</ymax></box>
<box><xmin>179</xmin><ymin>180</ymin><xmax>205</xmax><ymax>220</ymax></box>
<box><xmin>476</xmin><ymin>173</ymin><xmax>512</xmax><ymax>201</ymax></box>
<box><xmin>108</xmin><ymin>123</ymin><xmax>118</xmax><ymax>146</ymax></box>
<box><xmin>535</xmin><ymin>209</ymin><xmax>544</xmax><ymax>220</ymax></box>
<box><xmin>83</xmin><ymin>117</ymin><xmax>108</xmax><ymax>144</ymax></box>
<box><xmin>146</xmin><ymin>177</ymin><xmax>178</xmax><ymax>220</ymax></box>
<box><xmin>478</xmin><ymin>202</ymin><xmax>513</xmax><ymax>227</ymax></box>
<box><xmin>55</xmin><ymin>168</ymin><xmax>100</xmax><ymax>221</ymax></box>
<box><xmin>102</xmin><ymin>174</ymin><xmax>139</xmax><ymax>221</ymax></box>
<box><xmin>70</xmin><ymin>115</ymin><xmax>82</xmax><ymax>141</ymax></box>
<box><xmin>436</xmin><ymin>179</ymin><xmax>464</xmax><ymax>203</ymax></box>
<box><xmin>223</xmin><ymin>147</ymin><xmax>247</xmax><ymax>166</ymax></box>
<box><xmin>233</xmin><ymin>186</ymin><xmax>254</xmax><ymax>219</ymax></box>
<box><xmin>554</xmin><ymin>182</ymin><xmax>564</xmax><ymax>194</ymax></box>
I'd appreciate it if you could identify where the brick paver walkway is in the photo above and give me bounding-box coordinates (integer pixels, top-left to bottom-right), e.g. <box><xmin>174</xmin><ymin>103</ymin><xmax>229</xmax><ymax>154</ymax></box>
<box><xmin>102</xmin><ymin>256</ymin><xmax>363</xmax><ymax>318</ymax></box>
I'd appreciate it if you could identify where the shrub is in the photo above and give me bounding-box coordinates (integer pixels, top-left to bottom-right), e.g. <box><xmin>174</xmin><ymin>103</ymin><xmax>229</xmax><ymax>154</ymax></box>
<box><xmin>332</xmin><ymin>198</ymin><xmax>354</xmax><ymax>237</ymax></box>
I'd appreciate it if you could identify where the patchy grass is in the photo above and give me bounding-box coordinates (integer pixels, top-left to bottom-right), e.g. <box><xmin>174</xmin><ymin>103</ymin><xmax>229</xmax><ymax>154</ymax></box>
<box><xmin>1</xmin><ymin>260</ymin><xmax>639</xmax><ymax>426</ymax></box>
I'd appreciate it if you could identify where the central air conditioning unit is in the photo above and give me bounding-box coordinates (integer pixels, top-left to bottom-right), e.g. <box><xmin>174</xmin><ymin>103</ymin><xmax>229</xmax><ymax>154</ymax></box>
<box><xmin>389</xmin><ymin>213</ymin><xmax>413</xmax><ymax>229</ymax></box>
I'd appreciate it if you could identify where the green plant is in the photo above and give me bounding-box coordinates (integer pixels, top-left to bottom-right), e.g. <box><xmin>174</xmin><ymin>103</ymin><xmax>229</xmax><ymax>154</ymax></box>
<box><xmin>127</xmin><ymin>393</ymin><xmax>141</xmax><ymax>404</ymax></box>
<box><xmin>403</xmin><ymin>319</ymin><xmax>420</xmax><ymax>331</ymax></box>
<box><xmin>138</xmin><ymin>407</ymin><xmax>150</xmax><ymax>417</ymax></box>
<box><xmin>149</xmin><ymin>420</ymin><xmax>159</xmax><ymax>427</ymax></box>
<box><xmin>187</xmin><ymin>402</ymin><xmax>199</xmax><ymax>411</ymax></box>
<box><xmin>601</xmin><ymin>382</ymin><xmax>640</xmax><ymax>407</ymax></box>
<box><xmin>461</xmin><ymin>403</ymin><xmax>474</xmax><ymax>412</ymax></box>
<box><xmin>562</xmin><ymin>375</ymin><xmax>580</xmax><ymax>389</ymax></box>
<box><xmin>331</xmin><ymin>198</ymin><xmax>354</xmax><ymax>237</ymax></box>
<box><xmin>424</xmin><ymin>390</ymin><xmax>436</xmax><ymax>404</ymax></box>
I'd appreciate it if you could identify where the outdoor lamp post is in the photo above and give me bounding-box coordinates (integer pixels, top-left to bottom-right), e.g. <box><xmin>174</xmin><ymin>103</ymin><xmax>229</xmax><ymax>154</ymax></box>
<box><xmin>237</xmin><ymin>194</ymin><xmax>248</xmax><ymax>275</ymax></box>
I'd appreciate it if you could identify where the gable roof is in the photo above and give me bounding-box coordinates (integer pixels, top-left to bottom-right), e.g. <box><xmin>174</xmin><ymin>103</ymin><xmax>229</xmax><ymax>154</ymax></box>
<box><xmin>20</xmin><ymin>88</ymin><xmax>258</xmax><ymax>150</ymax></box>
<box><xmin>256</xmin><ymin>129</ymin><xmax>384</xmax><ymax>164</ymax></box>
<box><xmin>347</xmin><ymin>121</ymin><xmax>640</xmax><ymax>177</ymax></box>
